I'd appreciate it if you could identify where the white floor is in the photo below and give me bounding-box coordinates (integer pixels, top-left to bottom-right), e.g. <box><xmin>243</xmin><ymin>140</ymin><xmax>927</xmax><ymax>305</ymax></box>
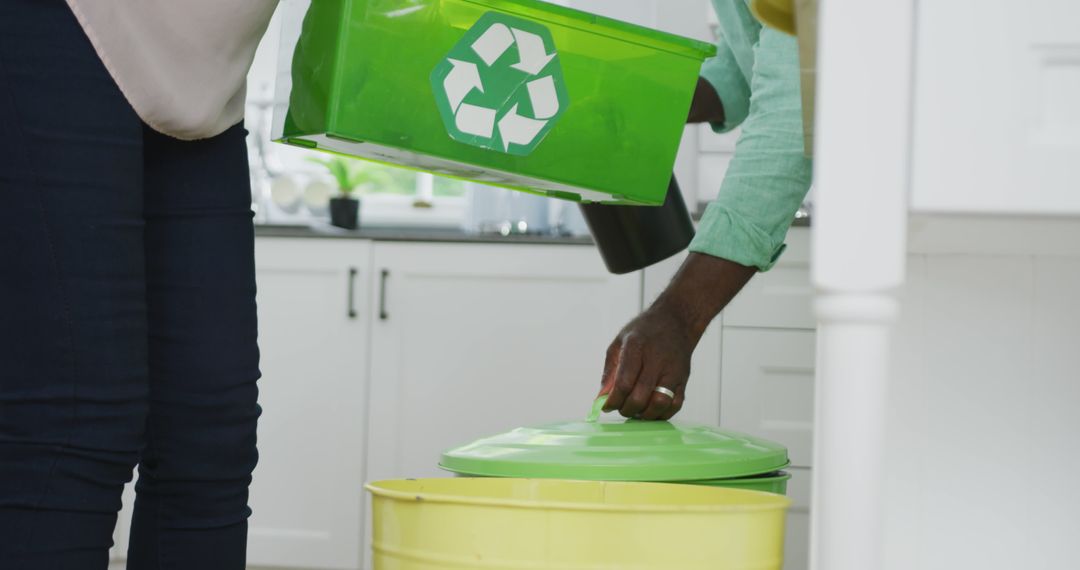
<box><xmin>110</xmin><ymin>565</ymin><xmax>290</xmax><ymax>570</ymax></box>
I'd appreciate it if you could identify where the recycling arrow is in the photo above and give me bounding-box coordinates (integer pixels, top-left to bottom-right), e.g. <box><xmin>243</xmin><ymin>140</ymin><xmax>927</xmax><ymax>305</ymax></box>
<box><xmin>431</xmin><ymin>12</ymin><xmax>570</xmax><ymax>156</ymax></box>
<box><xmin>443</xmin><ymin>59</ymin><xmax>483</xmax><ymax>111</ymax></box>
<box><xmin>498</xmin><ymin>104</ymin><xmax>547</xmax><ymax>151</ymax></box>
<box><xmin>471</xmin><ymin>23</ymin><xmax>514</xmax><ymax>66</ymax></box>
<box><xmin>526</xmin><ymin>75</ymin><xmax>559</xmax><ymax>119</ymax></box>
<box><xmin>456</xmin><ymin>103</ymin><xmax>496</xmax><ymax>138</ymax></box>
<box><xmin>510</xmin><ymin>28</ymin><xmax>555</xmax><ymax>75</ymax></box>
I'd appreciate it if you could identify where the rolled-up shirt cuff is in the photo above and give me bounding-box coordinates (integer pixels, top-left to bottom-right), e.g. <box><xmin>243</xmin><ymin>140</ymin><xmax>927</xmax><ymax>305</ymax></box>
<box><xmin>688</xmin><ymin>203</ymin><xmax>787</xmax><ymax>272</ymax></box>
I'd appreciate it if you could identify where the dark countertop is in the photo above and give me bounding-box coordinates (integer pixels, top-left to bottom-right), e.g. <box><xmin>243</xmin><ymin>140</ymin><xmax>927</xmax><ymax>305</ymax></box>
<box><xmin>257</xmin><ymin>213</ymin><xmax>810</xmax><ymax>245</ymax></box>
<box><xmin>693</xmin><ymin>204</ymin><xmax>812</xmax><ymax>227</ymax></box>
<box><xmin>255</xmin><ymin>223</ymin><xmax>596</xmax><ymax>245</ymax></box>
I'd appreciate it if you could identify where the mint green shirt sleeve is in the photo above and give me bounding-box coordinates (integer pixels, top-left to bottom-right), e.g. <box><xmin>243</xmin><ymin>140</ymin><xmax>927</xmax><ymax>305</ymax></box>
<box><xmin>689</xmin><ymin>28</ymin><xmax>813</xmax><ymax>272</ymax></box>
<box><xmin>700</xmin><ymin>42</ymin><xmax>751</xmax><ymax>133</ymax></box>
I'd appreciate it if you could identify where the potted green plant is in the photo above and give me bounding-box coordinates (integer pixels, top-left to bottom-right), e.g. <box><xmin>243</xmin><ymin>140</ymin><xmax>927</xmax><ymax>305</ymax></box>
<box><xmin>308</xmin><ymin>156</ymin><xmax>387</xmax><ymax>229</ymax></box>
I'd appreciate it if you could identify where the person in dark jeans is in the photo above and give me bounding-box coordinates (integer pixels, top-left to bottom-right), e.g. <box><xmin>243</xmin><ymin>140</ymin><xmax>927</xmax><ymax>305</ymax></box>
<box><xmin>0</xmin><ymin>2</ymin><xmax>268</xmax><ymax>568</ymax></box>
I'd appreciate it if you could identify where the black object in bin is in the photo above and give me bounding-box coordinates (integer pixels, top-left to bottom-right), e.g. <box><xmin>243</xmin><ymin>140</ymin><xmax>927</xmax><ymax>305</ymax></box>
<box><xmin>580</xmin><ymin>176</ymin><xmax>695</xmax><ymax>274</ymax></box>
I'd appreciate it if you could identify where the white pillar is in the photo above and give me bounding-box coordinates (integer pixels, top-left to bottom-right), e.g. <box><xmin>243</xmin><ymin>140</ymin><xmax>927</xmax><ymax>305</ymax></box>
<box><xmin>812</xmin><ymin>295</ymin><xmax>898</xmax><ymax>570</ymax></box>
<box><xmin>809</xmin><ymin>0</ymin><xmax>915</xmax><ymax>569</ymax></box>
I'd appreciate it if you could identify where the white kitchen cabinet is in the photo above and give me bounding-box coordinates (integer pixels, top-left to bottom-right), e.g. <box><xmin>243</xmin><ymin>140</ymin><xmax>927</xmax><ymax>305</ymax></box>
<box><xmin>719</xmin><ymin>329</ymin><xmax>816</xmax><ymax>468</ymax></box>
<box><xmin>246</xmin><ymin>238</ymin><xmax>373</xmax><ymax>570</ymax></box>
<box><xmin>783</xmin><ymin>467</ymin><xmax>812</xmax><ymax>570</ymax></box>
<box><xmin>364</xmin><ymin>242</ymin><xmax>641</xmax><ymax>484</ymax></box>
<box><xmin>909</xmin><ymin>0</ymin><xmax>1080</xmax><ymax>215</ymax></box>
<box><xmin>724</xmin><ymin>227</ymin><xmax>814</xmax><ymax>330</ymax></box>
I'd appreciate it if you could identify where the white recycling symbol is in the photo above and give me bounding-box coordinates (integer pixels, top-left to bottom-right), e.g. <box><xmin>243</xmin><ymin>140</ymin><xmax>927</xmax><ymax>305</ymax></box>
<box><xmin>434</xmin><ymin>15</ymin><xmax>567</xmax><ymax>154</ymax></box>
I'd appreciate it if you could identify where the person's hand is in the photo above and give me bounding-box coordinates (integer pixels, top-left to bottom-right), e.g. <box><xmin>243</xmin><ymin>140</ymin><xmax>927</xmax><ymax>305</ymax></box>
<box><xmin>599</xmin><ymin>300</ymin><xmax>696</xmax><ymax>420</ymax></box>
<box><xmin>687</xmin><ymin>77</ymin><xmax>725</xmax><ymax>125</ymax></box>
<box><xmin>598</xmin><ymin>253</ymin><xmax>756</xmax><ymax>420</ymax></box>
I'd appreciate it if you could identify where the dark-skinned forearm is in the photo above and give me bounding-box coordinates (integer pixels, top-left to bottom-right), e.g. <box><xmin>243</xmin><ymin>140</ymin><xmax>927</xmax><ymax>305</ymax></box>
<box><xmin>651</xmin><ymin>252</ymin><xmax>755</xmax><ymax>344</ymax></box>
<box><xmin>687</xmin><ymin>77</ymin><xmax>725</xmax><ymax>124</ymax></box>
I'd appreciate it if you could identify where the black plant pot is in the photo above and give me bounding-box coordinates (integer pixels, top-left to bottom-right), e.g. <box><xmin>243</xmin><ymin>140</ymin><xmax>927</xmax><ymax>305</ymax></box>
<box><xmin>579</xmin><ymin>175</ymin><xmax>695</xmax><ymax>275</ymax></box>
<box><xmin>329</xmin><ymin>196</ymin><xmax>360</xmax><ymax>230</ymax></box>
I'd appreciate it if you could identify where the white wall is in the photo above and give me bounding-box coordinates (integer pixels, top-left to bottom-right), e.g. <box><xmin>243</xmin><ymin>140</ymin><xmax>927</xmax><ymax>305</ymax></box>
<box><xmin>882</xmin><ymin>251</ymin><xmax>1080</xmax><ymax>570</ymax></box>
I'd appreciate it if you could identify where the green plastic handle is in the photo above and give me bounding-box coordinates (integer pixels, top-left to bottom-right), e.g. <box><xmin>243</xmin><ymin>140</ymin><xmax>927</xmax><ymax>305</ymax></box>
<box><xmin>587</xmin><ymin>395</ymin><xmax>609</xmax><ymax>423</ymax></box>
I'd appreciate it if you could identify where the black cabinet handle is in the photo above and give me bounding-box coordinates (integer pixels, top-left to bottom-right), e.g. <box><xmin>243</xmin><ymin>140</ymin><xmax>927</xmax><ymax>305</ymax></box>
<box><xmin>347</xmin><ymin>267</ymin><xmax>358</xmax><ymax>319</ymax></box>
<box><xmin>379</xmin><ymin>269</ymin><xmax>389</xmax><ymax>321</ymax></box>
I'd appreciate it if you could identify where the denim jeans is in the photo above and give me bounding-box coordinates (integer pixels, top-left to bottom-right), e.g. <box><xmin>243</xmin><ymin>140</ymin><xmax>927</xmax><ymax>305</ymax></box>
<box><xmin>0</xmin><ymin>1</ymin><xmax>262</xmax><ymax>568</ymax></box>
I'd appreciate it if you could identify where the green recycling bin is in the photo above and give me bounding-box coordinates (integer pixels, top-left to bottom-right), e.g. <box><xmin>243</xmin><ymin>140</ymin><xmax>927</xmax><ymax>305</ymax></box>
<box><xmin>440</xmin><ymin>418</ymin><xmax>792</xmax><ymax>495</ymax></box>
<box><xmin>273</xmin><ymin>0</ymin><xmax>717</xmax><ymax>205</ymax></box>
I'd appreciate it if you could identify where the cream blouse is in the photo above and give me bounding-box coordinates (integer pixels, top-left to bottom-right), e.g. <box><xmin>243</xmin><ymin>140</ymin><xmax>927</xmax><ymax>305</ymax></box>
<box><xmin>66</xmin><ymin>0</ymin><xmax>279</xmax><ymax>140</ymax></box>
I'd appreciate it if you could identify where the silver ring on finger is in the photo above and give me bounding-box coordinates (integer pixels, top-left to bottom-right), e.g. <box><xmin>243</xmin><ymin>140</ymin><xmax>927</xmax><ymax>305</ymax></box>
<box><xmin>653</xmin><ymin>386</ymin><xmax>675</xmax><ymax>399</ymax></box>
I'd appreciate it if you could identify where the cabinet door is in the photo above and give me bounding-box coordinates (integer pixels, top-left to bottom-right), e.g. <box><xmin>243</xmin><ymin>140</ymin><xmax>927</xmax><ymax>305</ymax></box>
<box><xmin>723</xmin><ymin>227</ymin><xmax>814</xmax><ymax>330</ymax></box>
<box><xmin>910</xmin><ymin>0</ymin><xmax>1080</xmax><ymax>214</ymax></box>
<box><xmin>365</xmin><ymin>242</ymin><xmax>641</xmax><ymax>483</ymax></box>
<box><xmin>248</xmin><ymin>238</ymin><xmax>372</xmax><ymax>569</ymax></box>
<box><xmin>784</xmin><ymin>467</ymin><xmax>812</xmax><ymax>570</ymax></box>
<box><xmin>720</xmin><ymin>329</ymin><xmax>816</xmax><ymax>467</ymax></box>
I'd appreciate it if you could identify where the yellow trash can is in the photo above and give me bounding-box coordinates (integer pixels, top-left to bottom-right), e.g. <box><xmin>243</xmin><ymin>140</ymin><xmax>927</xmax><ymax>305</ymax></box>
<box><xmin>366</xmin><ymin>478</ymin><xmax>790</xmax><ymax>570</ymax></box>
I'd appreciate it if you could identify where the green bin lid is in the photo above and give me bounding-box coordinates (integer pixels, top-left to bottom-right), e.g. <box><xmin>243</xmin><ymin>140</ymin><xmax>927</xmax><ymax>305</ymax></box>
<box><xmin>440</xmin><ymin>417</ymin><xmax>789</xmax><ymax>482</ymax></box>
